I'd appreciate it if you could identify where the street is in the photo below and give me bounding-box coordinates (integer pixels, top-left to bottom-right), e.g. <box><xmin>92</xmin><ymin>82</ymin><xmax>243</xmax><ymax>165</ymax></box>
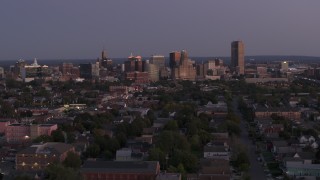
<box><xmin>233</xmin><ymin>99</ymin><xmax>267</xmax><ymax>179</ymax></box>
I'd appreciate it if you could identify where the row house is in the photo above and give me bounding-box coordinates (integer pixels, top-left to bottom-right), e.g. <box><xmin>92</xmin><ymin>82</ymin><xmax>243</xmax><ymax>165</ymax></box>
<box><xmin>254</xmin><ymin>107</ymin><xmax>301</xmax><ymax>120</ymax></box>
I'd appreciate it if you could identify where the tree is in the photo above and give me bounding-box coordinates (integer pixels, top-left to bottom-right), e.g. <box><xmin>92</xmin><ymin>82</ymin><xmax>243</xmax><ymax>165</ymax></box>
<box><xmin>0</xmin><ymin>101</ymin><xmax>16</xmax><ymax>118</ymax></box>
<box><xmin>85</xmin><ymin>144</ymin><xmax>100</xmax><ymax>158</ymax></box>
<box><xmin>157</xmin><ymin>131</ymin><xmax>190</xmax><ymax>153</ymax></box>
<box><xmin>227</xmin><ymin>121</ymin><xmax>241</xmax><ymax>136</ymax></box>
<box><xmin>148</xmin><ymin>148</ymin><xmax>166</xmax><ymax>168</ymax></box>
<box><xmin>63</xmin><ymin>152</ymin><xmax>81</xmax><ymax>169</ymax></box>
<box><xmin>164</xmin><ymin>120</ymin><xmax>179</xmax><ymax>131</ymax></box>
<box><xmin>33</xmin><ymin>135</ymin><xmax>53</xmax><ymax>143</ymax></box>
<box><xmin>170</xmin><ymin>150</ymin><xmax>198</xmax><ymax>172</ymax></box>
<box><xmin>67</xmin><ymin>133</ymin><xmax>76</xmax><ymax>143</ymax></box>
<box><xmin>232</xmin><ymin>150</ymin><xmax>250</xmax><ymax>172</ymax></box>
<box><xmin>51</xmin><ymin>130</ymin><xmax>65</xmax><ymax>142</ymax></box>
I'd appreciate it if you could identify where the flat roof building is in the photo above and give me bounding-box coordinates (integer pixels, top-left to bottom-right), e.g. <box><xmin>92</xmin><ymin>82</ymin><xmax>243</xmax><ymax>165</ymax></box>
<box><xmin>81</xmin><ymin>160</ymin><xmax>160</xmax><ymax>180</ymax></box>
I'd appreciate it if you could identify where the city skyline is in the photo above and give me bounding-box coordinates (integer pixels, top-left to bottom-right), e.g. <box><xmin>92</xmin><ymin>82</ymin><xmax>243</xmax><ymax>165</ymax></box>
<box><xmin>1</xmin><ymin>1</ymin><xmax>320</xmax><ymax>60</ymax></box>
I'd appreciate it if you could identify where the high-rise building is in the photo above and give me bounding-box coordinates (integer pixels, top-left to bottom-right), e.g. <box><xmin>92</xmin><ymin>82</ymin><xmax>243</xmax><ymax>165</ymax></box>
<box><xmin>100</xmin><ymin>50</ymin><xmax>113</xmax><ymax>70</ymax></box>
<box><xmin>281</xmin><ymin>61</ymin><xmax>289</xmax><ymax>72</ymax></box>
<box><xmin>231</xmin><ymin>41</ymin><xmax>245</xmax><ymax>75</ymax></box>
<box><xmin>215</xmin><ymin>58</ymin><xmax>223</xmax><ymax>67</ymax></box>
<box><xmin>0</xmin><ymin>67</ymin><xmax>4</xmax><ymax>79</ymax></box>
<box><xmin>169</xmin><ymin>51</ymin><xmax>181</xmax><ymax>68</ymax></box>
<box><xmin>150</xmin><ymin>55</ymin><xmax>165</xmax><ymax>69</ymax></box>
<box><xmin>20</xmin><ymin>59</ymin><xmax>50</xmax><ymax>82</ymax></box>
<box><xmin>124</xmin><ymin>54</ymin><xmax>143</xmax><ymax>72</ymax></box>
<box><xmin>12</xmin><ymin>59</ymin><xmax>26</xmax><ymax>78</ymax></box>
<box><xmin>79</xmin><ymin>62</ymin><xmax>99</xmax><ymax>79</ymax></box>
<box><xmin>146</xmin><ymin>62</ymin><xmax>159</xmax><ymax>82</ymax></box>
<box><xmin>174</xmin><ymin>50</ymin><xmax>196</xmax><ymax>81</ymax></box>
<box><xmin>101</xmin><ymin>50</ymin><xmax>107</xmax><ymax>60</ymax></box>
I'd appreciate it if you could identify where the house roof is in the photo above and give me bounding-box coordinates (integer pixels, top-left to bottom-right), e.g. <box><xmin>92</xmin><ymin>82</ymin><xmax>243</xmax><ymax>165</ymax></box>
<box><xmin>156</xmin><ymin>173</ymin><xmax>181</xmax><ymax>180</ymax></box>
<box><xmin>272</xmin><ymin>140</ymin><xmax>288</xmax><ymax>147</ymax></box>
<box><xmin>203</xmin><ymin>145</ymin><xmax>227</xmax><ymax>152</ymax></box>
<box><xmin>295</xmin><ymin>152</ymin><xmax>315</xmax><ymax>160</ymax></box>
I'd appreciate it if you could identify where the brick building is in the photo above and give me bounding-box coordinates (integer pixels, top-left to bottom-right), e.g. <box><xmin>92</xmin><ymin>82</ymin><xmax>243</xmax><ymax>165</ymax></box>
<box><xmin>5</xmin><ymin>123</ymin><xmax>58</xmax><ymax>143</ymax></box>
<box><xmin>0</xmin><ymin>120</ymin><xmax>11</xmax><ymax>134</ymax></box>
<box><xmin>254</xmin><ymin>107</ymin><xmax>301</xmax><ymax>120</ymax></box>
<box><xmin>16</xmin><ymin>142</ymin><xmax>75</xmax><ymax>171</ymax></box>
<box><xmin>5</xmin><ymin>124</ymin><xmax>30</xmax><ymax>143</ymax></box>
<box><xmin>81</xmin><ymin>161</ymin><xmax>160</xmax><ymax>180</ymax></box>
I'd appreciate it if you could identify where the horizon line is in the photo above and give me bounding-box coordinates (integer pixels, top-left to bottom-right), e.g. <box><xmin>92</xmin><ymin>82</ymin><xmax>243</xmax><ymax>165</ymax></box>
<box><xmin>1</xmin><ymin>54</ymin><xmax>320</xmax><ymax>62</ymax></box>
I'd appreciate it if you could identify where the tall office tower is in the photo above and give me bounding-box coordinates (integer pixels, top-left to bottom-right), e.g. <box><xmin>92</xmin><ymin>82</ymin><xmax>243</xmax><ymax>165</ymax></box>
<box><xmin>175</xmin><ymin>50</ymin><xmax>196</xmax><ymax>81</ymax></box>
<box><xmin>0</xmin><ymin>67</ymin><xmax>4</xmax><ymax>79</ymax></box>
<box><xmin>215</xmin><ymin>58</ymin><xmax>223</xmax><ymax>67</ymax></box>
<box><xmin>145</xmin><ymin>61</ymin><xmax>160</xmax><ymax>82</ymax></box>
<box><xmin>150</xmin><ymin>55</ymin><xmax>165</xmax><ymax>69</ymax></box>
<box><xmin>280</xmin><ymin>61</ymin><xmax>289</xmax><ymax>72</ymax></box>
<box><xmin>231</xmin><ymin>41</ymin><xmax>245</xmax><ymax>75</ymax></box>
<box><xmin>12</xmin><ymin>59</ymin><xmax>26</xmax><ymax>78</ymax></box>
<box><xmin>79</xmin><ymin>64</ymin><xmax>93</xmax><ymax>79</ymax></box>
<box><xmin>196</xmin><ymin>63</ymin><xmax>205</xmax><ymax>79</ymax></box>
<box><xmin>207</xmin><ymin>60</ymin><xmax>216</xmax><ymax>70</ymax></box>
<box><xmin>100</xmin><ymin>50</ymin><xmax>113</xmax><ymax>70</ymax></box>
<box><xmin>102</xmin><ymin>50</ymin><xmax>107</xmax><ymax>60</ymax></box>
<box><xmin>124</xmin><ymin>54</ymin><xmax>143</xmax><ymax>72</ymax></box>
<box><xmin>169</xmin><ymin>51</ymin><xmax>181</xmax><ymax>68</ymax></box>
<box><xmin>61</xmin><ymin>63</ymin><xmax>74</xmax><ymax>76</ymax></box>
<box><xmin>79</xmin><ymin>62</ymin><xmax>100</xmax><ymax>80</ymax></box>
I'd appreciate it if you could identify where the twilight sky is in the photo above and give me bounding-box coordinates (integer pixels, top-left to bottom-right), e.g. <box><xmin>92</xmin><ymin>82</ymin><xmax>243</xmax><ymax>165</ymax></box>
<box><xmin>0</xmin><ymin>0</ymin><xmax>320</xmax><ymax>60</ymax></box>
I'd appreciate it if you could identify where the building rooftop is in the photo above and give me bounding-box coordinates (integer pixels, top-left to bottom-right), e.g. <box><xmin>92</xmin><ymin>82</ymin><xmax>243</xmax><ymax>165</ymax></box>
<box><xmin>8</xmin><ymin>123</ymin><xmax>29</xmax><ymax>127</ymax></box>
<box><xmin>18</xmin><ymin>142</ymin><xmax>73</xmax><ymax>155</ymax></box>
<box><xmin>81</xmin><ymin>160</ymin><xmax>159</xmax><ymax>174</ymax></box>
<box><xmin>38</xmin><ymin>124</ymin><xmax>56</xmax><ymax>127</ymax></box>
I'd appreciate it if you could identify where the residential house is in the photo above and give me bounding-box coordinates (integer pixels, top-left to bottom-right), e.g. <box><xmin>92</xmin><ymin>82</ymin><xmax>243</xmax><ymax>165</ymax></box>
<box><xmin>203</xmin><ymin>145</ymin><xmax>229</xmax><ymax>160</ymax></box>
<box><xmin>197</xmin><ymin>101</ymin><xmax>228</xmax><ymax>118</ymax></box>
<box><xmin>198</xmin><ymin>159</ymin><xmax>231</xmax><ymax>180</ymax></box>
<box><xmin>271</xmin><ymin>140</ymin><xmax>302</xmax><ymax>160</ymax></box>
<box><xmin>116</xmin><ymin>148</ymin><xmax>143</xmax><ymax>161</ymax></box>
<box><xmin>135</xmin><ymin>135</ymin><xmax>153</xmax><ymax>145</ymax></box>
<box><xmin>298</xmin><ymin>135</ymin><xmax>317</xmax><ymax>148</ymax></box>
<box><xmin>283</xmin><ymin>152</ymin><xmax>320</xmax><ymax>178</ymax></box>
<box><xmin>156</xmin><ymin>172</ymin><xmax>181</xmax><ymax>180</ymax></box>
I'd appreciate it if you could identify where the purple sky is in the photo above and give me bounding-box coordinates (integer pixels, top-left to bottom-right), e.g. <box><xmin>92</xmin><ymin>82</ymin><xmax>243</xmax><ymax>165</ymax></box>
<box><xmin>1</xmin><ymin>0</ymin><xmax>320</xmax><ymax>60</ymax></box>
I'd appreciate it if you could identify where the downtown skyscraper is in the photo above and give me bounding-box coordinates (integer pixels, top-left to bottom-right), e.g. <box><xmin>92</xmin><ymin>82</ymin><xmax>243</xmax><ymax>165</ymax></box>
<box><xmin>231</xmin><ymin>41</ymin><xmax>245</xmax><ymax>75</ymax></box>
